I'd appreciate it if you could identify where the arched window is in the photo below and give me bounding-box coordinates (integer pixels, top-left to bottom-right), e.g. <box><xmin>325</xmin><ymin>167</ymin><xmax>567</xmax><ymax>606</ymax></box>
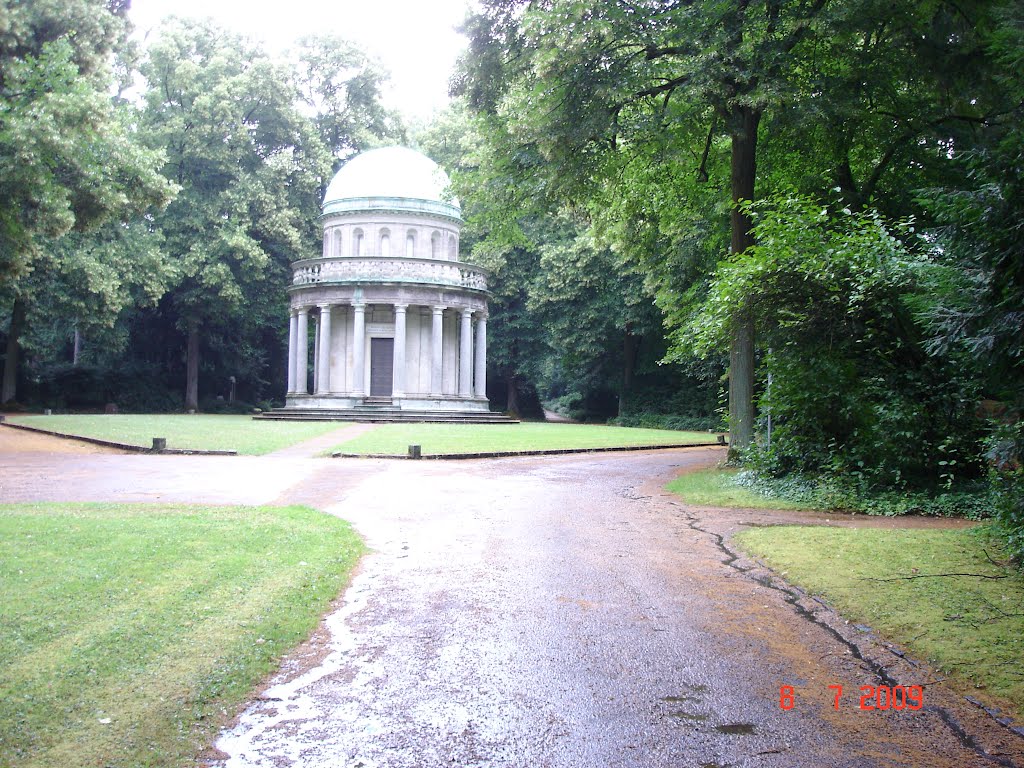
<box><xmin>406</xmin><ymin>230</ymin><xmax>416</xmax><ymax>258</ymax></box>
<box><xmin>380</xmin><ymin>229</ymin><xmax>391</xmax><ymax>258</ymax></box>
<box><xmin>352</xmin><ymin>229</ymin><xmax>363</xmax><ymax>257</ymax></box>
<box><xmin>430</xmin><ymin>231</ymin><xmax>441</xmax><ymax>260</ymax></box>
<box><xmin>448</xmin><ymin>234</ymin><xmax>457</xmax><ymax>261</ymax></box>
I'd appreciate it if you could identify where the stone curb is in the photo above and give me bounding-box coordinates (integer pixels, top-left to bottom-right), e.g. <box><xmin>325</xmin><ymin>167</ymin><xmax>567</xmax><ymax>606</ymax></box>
<box><xmin>331</xmin><ymin>440</ymin><xmax>727</xmax><ymax>461</ymax></box>
<box><xmin>0</xmin><ymin>421</ymin><xmax>238</xmax><ymax>456</ymax></box>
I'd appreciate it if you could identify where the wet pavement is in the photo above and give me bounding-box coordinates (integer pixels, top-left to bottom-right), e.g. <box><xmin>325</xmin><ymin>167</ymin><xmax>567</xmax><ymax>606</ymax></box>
<box><xmin>1</xmin><ymin>431</ymin><xmax>1021</xmax><ymax>767</ymax></box>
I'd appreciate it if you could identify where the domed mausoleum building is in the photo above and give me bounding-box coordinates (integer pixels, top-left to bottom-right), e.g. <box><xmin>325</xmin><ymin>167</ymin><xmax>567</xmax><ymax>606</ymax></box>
<box><xmin>272</xmin><ymin>146</ymin><xmax>500</xmax><ymax>421</ymax></box>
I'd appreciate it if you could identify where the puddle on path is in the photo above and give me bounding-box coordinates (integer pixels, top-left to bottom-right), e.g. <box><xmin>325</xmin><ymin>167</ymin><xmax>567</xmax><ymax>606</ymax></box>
<box><xmin>715</xmin><ymin>723</ymin><xmax>756</xmax><ymax>735</ymax></box>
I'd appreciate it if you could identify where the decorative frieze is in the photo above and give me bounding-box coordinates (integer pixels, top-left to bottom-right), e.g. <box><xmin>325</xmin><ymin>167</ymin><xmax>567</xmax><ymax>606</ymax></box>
<box><xmin>293</xmin><ymin>256</ymin><xmax>488</xmax><ymax>292</ymax></box>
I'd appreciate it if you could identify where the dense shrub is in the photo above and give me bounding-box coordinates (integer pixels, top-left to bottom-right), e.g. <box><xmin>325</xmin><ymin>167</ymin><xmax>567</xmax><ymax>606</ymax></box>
<box><xmin>733</xmin><ymin>470</ymin><xmax>993</xmax><ymax>520</ymax></box>
<box><xmin>27</xmin><ymin>363</ymin><xmax>181</xmax><ymax>413</ymax></box>
<box><xmin>198</xmin><ymin>397</ymin><xmax>259</xmax><ymax>415</ymax></box>
<box><xmin>609</xmin><ymin>413</ymin><xmax>722</xmax><ymax>432</ymax></box>
<box><xmin>686</xmin><ymin>195</ymin><xmax>987</xmax><ymax>490</ymax></box>
<box><xmin>987</xmin><ymin>421</ymin><xmax>1024</xmax><ymax>560</ymax></box>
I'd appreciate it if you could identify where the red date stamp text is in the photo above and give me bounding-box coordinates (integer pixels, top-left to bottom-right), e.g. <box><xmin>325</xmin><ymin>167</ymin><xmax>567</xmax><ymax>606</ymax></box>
<box><xmin>779</xmin><ymin>684</ymin><xmax>924</xmax><ymax>711</ymax></box>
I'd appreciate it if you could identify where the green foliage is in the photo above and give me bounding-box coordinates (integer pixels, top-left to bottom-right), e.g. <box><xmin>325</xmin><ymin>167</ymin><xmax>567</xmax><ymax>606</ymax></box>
<box><xmin>292</xmin><ymin>34</ymin><xmax>404</xmax><ymax>167</ymax></box>
<box><xmin>140</xmin><ymin>18</ymin><xmax>328</xmax><ymax>323</ymax></box>
<box><xmin>1</xmin><ymin>9</ymin><xmax>402</xmax><ymax>408</ymax></box>
<box><xmin>0</xmin><ymin>9</ymin><xmax>172</xmax><ymax>279</ymax></box>
<box><xmin>27</xmin><ymin>363</ymin><xmax>182</xmax><ymax>413</ymax></box>
<box><xmin>915</xmin><ymin>4</ymin><xmax>1024</xmax><ymax>408</ymax></box>
<box><xmin>684</xmin><ymin>194</ymin><xmax>984</xmax><ymax>488</ymax></box>
<box><xmin>0</xmin><ymin>0</ymin><xmax>174</xmax><ymax>403</ymax></box>
<box><xmin>610</xmin><ymin>414</ymin><xmax>721</xmax><ymax>432</ymax></box>
<box><xmin>666</xmin><ymin>468</ymin><xmax>815</xmax><ymax>511</ymax></box>
<box><xmin>986</xmin><ymin>421</ymin><xmax>1024</xmax><ymax>560</ymax></box>
<box><xmin>733</xmin><ymin>470</ymin><xmax>993</xmax><ymax>520</ymax></box>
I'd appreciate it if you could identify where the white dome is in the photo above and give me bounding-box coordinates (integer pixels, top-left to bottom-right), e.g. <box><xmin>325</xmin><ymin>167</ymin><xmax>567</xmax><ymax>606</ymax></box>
<box><xmin>322</xmin><ymin>146</ymin><xmax>460</xmax><ymax>219</ymax></box>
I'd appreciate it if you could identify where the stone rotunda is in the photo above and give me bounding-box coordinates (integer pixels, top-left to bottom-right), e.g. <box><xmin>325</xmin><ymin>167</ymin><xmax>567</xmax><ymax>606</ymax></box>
<box><xmin>262</xmin><ymin>146</ymin><xmax>507</xmax><ymax>422</ymax></box>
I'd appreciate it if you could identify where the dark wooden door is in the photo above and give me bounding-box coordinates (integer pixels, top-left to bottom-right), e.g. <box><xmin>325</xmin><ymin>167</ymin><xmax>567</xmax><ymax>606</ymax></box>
<box><xmin>369</xmin><ymin>337</ymin><xmax>394</xmax><ymax>396</ymax></box>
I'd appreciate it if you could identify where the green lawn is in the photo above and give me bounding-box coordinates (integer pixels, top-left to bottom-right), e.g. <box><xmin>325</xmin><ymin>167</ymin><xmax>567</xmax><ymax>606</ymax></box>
<box><xmin>0</xmin><ymin>502</ymin><xmax>364</xmax><ymax>768</ymax></box>
<box><xmin>8</xmin><ymin>414</ymin><xmax>345</xmax><ymax>455</ymax></box>
<box><xmin>330</xmin><ymin>421</ymin><xmax>719</xmax><ymax>456</ymax></box>
<box><xmin>735</xmin><ymin>525</ymin><xmax>1024</xmax><ymax>719</ymax></box>
<box><xmin>666</xmin><ymin>467</ymin><xmax>815</xmax><ymax>510</ymax></box>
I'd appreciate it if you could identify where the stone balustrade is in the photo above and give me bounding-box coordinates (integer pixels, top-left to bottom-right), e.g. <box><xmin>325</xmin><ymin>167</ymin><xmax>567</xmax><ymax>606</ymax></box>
<box><xmin>292</xmin><ymin>256</ymin><xmax>488</xmax><ymax>292</ymax></box>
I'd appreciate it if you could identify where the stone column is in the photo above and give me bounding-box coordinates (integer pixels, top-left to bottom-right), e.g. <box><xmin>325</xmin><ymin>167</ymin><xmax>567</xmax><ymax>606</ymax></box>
<box><xmin>431</xmin><ymin>306</ymin><xmax>445</xmax><ymax>396</ymax></box>
<box><xmin>317</xmin><ymin>304</ymin><xmax>332</xmax><ymax>394</ymax></box>
<box><xmin>296</xmin><ymin>306</ymin><xmax>309</xmax><ymax>395</ymax></box>
<box><xmin>474</xmin><ymin>313</ymin><xmax>487</xmax><ymax>399</ymax></box>
<box><xmin>312</xmin><ymin>314</ymin><xmax>320</xmax><ymax>394</ymax></box>
<box><xmin>287</xmin><ymin>309</ymin><xmax>298</xmax><ymax>394</ymax></box>
<box><xmin>459</xmin><ymin>307</ymin><xmax>473</xmax><ymax>398</ymax></box>
<box><xmin>352</xmin><ymin>302</ymin><xmax>366</xmax><ymax>396</ymax></box>
<box><xmin>393</xmin><ymin>303</ymin><xmax>407</xmax><ymax>398</ymax></box>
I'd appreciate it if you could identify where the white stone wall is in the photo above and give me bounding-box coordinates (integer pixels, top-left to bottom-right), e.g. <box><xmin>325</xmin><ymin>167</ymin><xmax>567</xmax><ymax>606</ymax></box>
<box><xmin>322</xmin><ymin>304</ymin><xmax>468</xmax><ymax>396</ymax></box>
<box><xmin>323</xmin><ymin>212</ymin><xmax>460</xmax><ymax>262</ymax></box>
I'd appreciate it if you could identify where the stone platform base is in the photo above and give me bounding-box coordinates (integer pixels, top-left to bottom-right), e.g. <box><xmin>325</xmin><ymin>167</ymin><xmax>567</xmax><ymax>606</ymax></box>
<box><xmin>254</xmin><ymin>404</ymin><xmax>517</xmax><ymax>424</ymax></box>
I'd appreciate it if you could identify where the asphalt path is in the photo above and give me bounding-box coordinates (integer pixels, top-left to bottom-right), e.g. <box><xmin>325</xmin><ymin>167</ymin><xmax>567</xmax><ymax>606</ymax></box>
<box><xmin>2</xmin><ymin>432</ymin><xmax>1021</xmax><ymax>767</ymax></box>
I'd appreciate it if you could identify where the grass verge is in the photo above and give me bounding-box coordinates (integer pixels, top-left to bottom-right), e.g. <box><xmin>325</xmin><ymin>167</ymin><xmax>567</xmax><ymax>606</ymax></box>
<box><xmin>735</xmin><ymin>525</ymin><xmax>1024</xmax><ymax>718</ymax></box>
<box><xmin>7</xmin><ymin>414</ymin><xmax>345</xmax><ymax>455</ymax></box>
<box><xmin>0</xmin><ymin>502</ymin><xmax>364</xmax><ymax>767</ymax></box>
<box><xmin>666</xmin><ymin>467</ymin><xmax>816</xmax><ymax>510</ymax></box>
<box><xmin>330</xmin><ymin>422</ymin><xmax>718</xmax><ymax>456</ymax></box>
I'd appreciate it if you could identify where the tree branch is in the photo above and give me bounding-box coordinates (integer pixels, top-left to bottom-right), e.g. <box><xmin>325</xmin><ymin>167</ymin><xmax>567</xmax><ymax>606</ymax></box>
<box><xmin>697</xmin><ymin>116</ymin><xmax>716</xmax><ymax>182</ymax></box>
<box><xmin>860</xmin><ymin>573</ymin><xmax>1008</xmax><ymax>582</ymax></box>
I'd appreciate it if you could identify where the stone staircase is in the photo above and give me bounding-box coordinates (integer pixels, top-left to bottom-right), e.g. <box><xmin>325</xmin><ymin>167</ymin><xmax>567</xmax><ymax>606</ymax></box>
<box><xmin>254</xmin><ymin>403</ymin><xmax>518</xmax><ymax>424</ymax></box>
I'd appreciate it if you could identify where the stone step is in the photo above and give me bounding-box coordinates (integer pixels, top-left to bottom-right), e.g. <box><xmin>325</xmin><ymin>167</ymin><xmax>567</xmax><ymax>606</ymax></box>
<box><xmin>254</xmin><ymin>408</ymin><xmax>518</xmax><ymax>424</ymax></box>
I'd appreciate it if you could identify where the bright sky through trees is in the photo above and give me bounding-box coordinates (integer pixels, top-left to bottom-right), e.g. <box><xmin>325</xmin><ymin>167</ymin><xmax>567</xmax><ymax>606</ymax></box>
<box><xmin>129</xmin><ymin>0</ymin><xmax>475</xmax><ymax>119</ymax></box>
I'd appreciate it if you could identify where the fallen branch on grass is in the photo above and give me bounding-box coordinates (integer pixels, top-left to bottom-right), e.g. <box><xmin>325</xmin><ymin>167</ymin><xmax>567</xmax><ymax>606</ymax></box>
<box><xmin>860</xmin><ymin>572</ymin><xmax>1008</xmax><ymax>582</ymax></box>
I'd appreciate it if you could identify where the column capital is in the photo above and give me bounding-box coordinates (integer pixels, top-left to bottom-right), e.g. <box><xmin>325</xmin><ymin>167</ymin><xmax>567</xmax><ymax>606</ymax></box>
<box><xmin>432</xmin><ymin>305</ymin><xmax>447</xmax><ymax>315</ymax></box>
<box><xmin>351</xmin><ymin>301</ymin><xmax>366</xmax><ymax>310</ymax></box>
<box><xmin>459</xmin><ymin>306</ymin><xmax>474</xmax><ymax>317</ymax></box>
<box><xmin>297</xmin><ymin>304</ymin><xmax>310</xmax><ymax>315</ymax></box>
<box><xmin>318</xmin><ymin>302</ymin><xmax>332</xmax><ymax>311</ymax></box>
<box><xmin>393</xmin><ymin>302</ymin><xmax>408</xmax><ymax>312</ymax></box>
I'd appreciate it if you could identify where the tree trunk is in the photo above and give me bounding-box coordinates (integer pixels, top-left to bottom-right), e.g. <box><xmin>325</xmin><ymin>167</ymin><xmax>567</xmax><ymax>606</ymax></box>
<box><xmin>728</xmin><ymin>105</ymin><xmax>760</xmax><ymax>454</ymax></box>
<box><xmin>73</xmin><ymin>326</ymin><xmax>82</xmax><ymax>366</ymax></box>
<box><xmin>185</xmin><ymin>320</ymin><xmax>200</xmax><ymax>413</ymax></box>
<box><xmin>1</xmin><ymin>298</ymin><xmax>26</xmax><ymax>404</ymax></box>
<box><xmin>506</xmin><ymin>374</ymin><xmax>520</xmax><ymax>417</ymax></box>
<box><xmin>619</xmin><ymin>327</ymin><xmax>639</xmax><ymax>417</ymax></box>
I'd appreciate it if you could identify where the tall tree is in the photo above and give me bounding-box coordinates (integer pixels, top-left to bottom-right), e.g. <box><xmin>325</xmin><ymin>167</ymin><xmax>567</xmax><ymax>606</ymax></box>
<box><xmin>139</xmin><ymin>18</ymin><xmax>331</xmax><ymax>411</ymax></box>
<box><xmin>456</xmin><ymin>0</ymin><xmax>845</xmax><ymax>448</ymax></box>
<box><xmin>0</xmin><ymin>0</ymin><xmax>172</xmax><ymax>402</ymax></box>
<box><xmin>455</xmin><ymin>0</ymin><xmax>1000</xmax><ymax>450</ymax></box>
<box><xmin>292</xmin><ymin>35</ymin><xmax>405</xmax><ymax>171</ymax></box>
<box><xmin>137</xmin><ymin>20</ymin><xmax>405</xmax><ymax>410</ymax></box>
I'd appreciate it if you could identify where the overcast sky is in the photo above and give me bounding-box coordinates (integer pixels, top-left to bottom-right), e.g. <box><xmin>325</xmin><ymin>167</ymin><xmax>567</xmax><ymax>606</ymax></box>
<box><xmin>128</xmin><ymin>0</ymin><xmax>477</xmax><ymax>120</ymax></box>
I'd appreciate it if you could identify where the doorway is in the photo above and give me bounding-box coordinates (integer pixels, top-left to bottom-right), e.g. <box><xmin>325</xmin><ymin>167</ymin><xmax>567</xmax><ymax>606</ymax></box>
<box><xmin>369</xmin><ymin>337</ymin><xmax>394</xmax><ymax>397</ymax></box>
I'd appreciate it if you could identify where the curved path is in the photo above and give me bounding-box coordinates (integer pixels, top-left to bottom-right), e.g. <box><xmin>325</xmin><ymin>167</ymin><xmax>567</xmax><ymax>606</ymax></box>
<box><xmin>1</xmin><ymin>430</ymin><xmax>1020</xmax><ymax>767</ymax></box>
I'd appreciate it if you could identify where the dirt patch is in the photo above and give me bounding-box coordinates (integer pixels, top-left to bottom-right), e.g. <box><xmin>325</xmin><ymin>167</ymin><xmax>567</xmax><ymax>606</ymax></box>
<box><xmin>0</xmin><ymin>424</ymin><xmax>125</xmax><ymax>455</ymax></box>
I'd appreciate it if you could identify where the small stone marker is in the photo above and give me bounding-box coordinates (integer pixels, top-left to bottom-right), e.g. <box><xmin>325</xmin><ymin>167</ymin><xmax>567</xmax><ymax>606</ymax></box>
<box><xmin>717</xmin><ymin>434</ymin><xmax>726</xmax><ymax>445</ymax></box>
<box><xmin>0</xmin><ymin>414</ymin><xmax>5</xmax><ymax>423</ymax></box>
<box><xmin>152</xmin><ymin>437</ymin><xmax>167</xmax><ymax>452</ymax></box>
<box><xmin>43</xmin><ymin>408</ymin><xmax>51</xmax><ymax>416</ymax></box>
<box><xmin>408</xmin><ymin>444</ymin><xmax>422</xmax><ymax>460</ymax></box>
